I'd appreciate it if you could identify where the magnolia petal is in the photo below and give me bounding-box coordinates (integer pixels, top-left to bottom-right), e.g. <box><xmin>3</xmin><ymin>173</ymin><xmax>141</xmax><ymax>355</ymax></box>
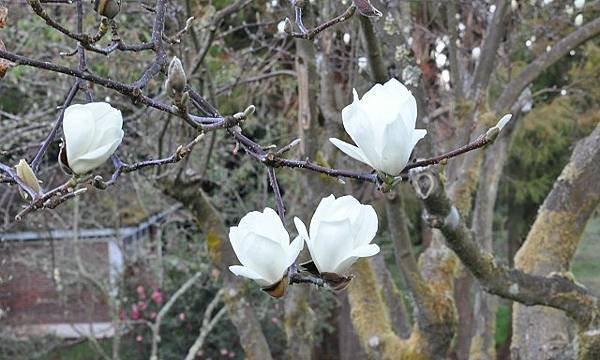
<box><xmin>229</xmin><ymin>265</ymin><xmax>270</xmax><ymax>286</ymax></box>
<box><xmin>329</xmin><ymin>138</ymin><xmax>373</xmax><ymax>168</ymax></box>
<box><xmin>261</xmin><ymin>208</ymin><xmax>291</xmax><ymax>247</ymax></box>
<box><xmin>398</xmin><ymin>90</ymin><xmax>417</xmax><ymax>130</ymax></box>
<box><xmin>324</xmin><ymin>195</ymin><xmax>362</xmax><ymax>223</ymax></box>
<box><xmin>359</xmin><ymin>83</ymin><xmax>385</xmax><ymax>105</ymax></box>
<box><xmin>63</xmin><ymin>103</ymin><xmax>123</xmax><ymax>175</ymax></box>
<box><xmin>333</xmin><ymin>244</ymin><xmax>381</xmax><ymax>274</ymax></box>
<box><xmin>229</xmin><ymin>226</ymin><xmax>242</xmax><ymax>241</ymax></box>
<box><xmin>351</xmin><ymin>205</ymin><xmax>378</xmax><ymax>248</ymax></box>
<box><xmin>340</xmin><ymin>99</ymin><xmax>382</xmax><ymax>170</ymax></box>
<box><xmin>285</xmin><ymin>235</ymin><xmax>304</xmax><ymax>268</ymax></box>
<box><xmin>412</xmin><ymin>129</ymin><xmax>427</xmax><ymax>146</ymax></box>
<box><xmin>87</xmin><ymin>102</ymin><xmax>123</xmax><ymax>126</ymax></box>
<box><xmin>64</xmin><ymin>106</ymin><xmax>96</xmax><ymax>164</ymax></box>
<box><xmin>77</xmin><ymin>127</ymin><xmax>123</xmax><ymax>161</ymax></box>
<box><xmin>308</xmin><ymin>194</ymin><xmax>336</xmax><ymax>241</ymax></box>
<box><xmin>382</xmin><ymin>79</ymin><xmax>416</xmax><ymax>129</ymax></box>
<box><xmin>229</xmin><ymin>230</ymin><xmax>288</xmax><ymax>284</ymax></box>
<box><xmin>88</xmin><ymin>103</ymin><xmax>123</xmax><ymax>152</ymax></box>
<box><xmin>351</xmin><ymin>243</ymin><xmax>381</xmax><ymax>257</ymax></box>
<box><xmin>379</xmin><ymin>116</ymin><xmax>413</xmax><ymax>175</ymax></box>
<box><xmin>230</xmin><ymin>232</ymin><xmax>285</xmax><ymax>268</ymax></box>
<box><xmin>69</xmin><ymin>137</ymin><xmax>121</xmax><ymax>174</ymax></box>
<box><xmin>238</xmin><ymin>208</ymin><xmax>289</xmax><ymax>247</ymax></box>
<box><xmin>359</xmin><ymin>84</ymin><xmax>392</xmax><ymax>126</ymax></box>
<box><xmin>309</xmin><ymin>219</ymin><xmax>354</xmax><ymax>274</ymax></box>
<box><xmin>294</xmin><ymin>217</ymin><xmax>310</xmax><ymax>244</ymax></box>
<box><xmin>89</xmin><ymin>125</ymin><xmax>124</xmax><ymax>154</ymax></box>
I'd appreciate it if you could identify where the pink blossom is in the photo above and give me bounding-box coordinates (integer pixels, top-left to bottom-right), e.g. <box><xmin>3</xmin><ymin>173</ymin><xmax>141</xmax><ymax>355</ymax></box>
<box><xmin>151</xmin><ymin>288</ymin><xmax>163</xmax><ymax>305</ymax></box>
<box><xmin>178</xmin><ymin>312</ymin><xmax>186</xmax><ymax>321</ymax></box>
<box><xmin>131</xmin><ymin>304</ymin><xmax>141</xmax><ymax>320</ymax></box>
<box><xmin>138</xmin><ymin>300</ymin><xmax>148</xmax><ymax>311</ymax></box>
<box><xmin>150</xmin><ymin>311</ymin><xmax>157</xmax><ymax>320</ymax></box>
<box><xmin>136</xmin><ymin>285</ymin><xmax>146</xmax><ymax>300</ymax></box>
<box><xmin>136</xmin><ymin>335</ymin><xmax>143</xmax><ymax>342</ymax></box>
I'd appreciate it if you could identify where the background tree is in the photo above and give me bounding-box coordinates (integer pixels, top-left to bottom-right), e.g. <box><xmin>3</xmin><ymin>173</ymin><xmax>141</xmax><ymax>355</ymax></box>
<box><xmin>1</xmin><ymin>0</ymin><xmax>599</xmax><ymax>359</ymax></box>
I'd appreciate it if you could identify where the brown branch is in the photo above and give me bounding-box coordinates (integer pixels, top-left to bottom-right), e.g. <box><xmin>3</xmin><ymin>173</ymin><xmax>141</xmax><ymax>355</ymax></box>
<box><xmin>31</xmin><ymin>83</ymin><xmax>79</xmax><ymax>171</ymax></box>
<box><xmin>27</xmin><ymin>0</ymin><xmax>97</xmax><ymax>44</ymax></box>
<box><xmin>446</xmin><ymin>0</ymin><xmax>463</xmax><ymax>99</ymax></box>
<box><xmin>409</xmin><ymin>162</ymin><xmax>600</xmax><ymax>331</ymax></box>
<box><xmin>495</xmin><ymin>16</ymin><xmax>600</xmax><ymax>112</ymax></box>
<box><xmin>289</xmin><ymin>5</ymin><xmax>357</xmax><ymax>40</ymax></box>
<box><xmin>359</xmin><ymin>15</ymin><xmax>387</xmax><ymax>84</ymax></box>
<box><xmin>469</xmin><ymin>0</ymin><xmax>510</xmax><ymax>96</ymax></box>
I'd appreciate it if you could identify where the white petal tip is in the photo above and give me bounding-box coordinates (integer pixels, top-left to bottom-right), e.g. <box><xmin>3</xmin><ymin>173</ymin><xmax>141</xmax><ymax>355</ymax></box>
<box><xmin>496</xmin><ymin>114</ymin><xmax>512</xmax><ymax>131</ymax></box>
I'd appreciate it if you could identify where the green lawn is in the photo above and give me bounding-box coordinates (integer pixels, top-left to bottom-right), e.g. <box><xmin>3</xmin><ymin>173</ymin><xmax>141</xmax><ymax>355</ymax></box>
<box><xmin>572</xmin><ymin>215</ymin><xmax>600</xmax><ymax>295</ymax></box>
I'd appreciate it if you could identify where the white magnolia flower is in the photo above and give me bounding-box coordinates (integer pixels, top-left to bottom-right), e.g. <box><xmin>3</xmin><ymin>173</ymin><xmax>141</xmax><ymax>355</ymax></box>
<box><xmin>329</xmin><ymin>78</ymin><xmax>427</xmax><ymax>176</ymax></box>
<box><xmin>61</xmin><ymin>102</ymin><xmax>124</xmax><ymax>175</ymax></box>
<box><xmin>565</xmin><ymin>5</ymin><xmax>574</xmax><ymax>15</ymax></box>
<box><xmin>277</xmin><ymin>20</ymin><xmax>286</xmax><ymax>34</ymax></box>
<box><xmin>511</xmin><ymin>0</ymin><xmax>518</xmax><ymax>11</ymax></box>
<box><xmin>471</xmin><ymin>46</ymin><xmax>481</xmax><ymax>60</ymax></box>
<box><xmin>574</xmin><ymin>13</ymin><xmax>583</xmax><ymax>27</ymax></box>
<box><xmin>357</xmin><ymin>56</ymin><xmax>368</xmax><ymax>71</ymax></box>
<box><xmin>229</xmin><ymin>208</ymin><xmax>304</xmax><ymax>287</ymax></box>
<box><xmin>294</xmin><ymin>195</ymin><xmax>379</xmax><ymax>275</ymax></box>
<box><xmin>343</xmin><ymin>33</ymin><xmax>351</xmax><ymax>44</ymax></box>
<box><xmin>574</xmin><ymin>0</ymin><xmax>585</xmax><ymax>10</ymax></box>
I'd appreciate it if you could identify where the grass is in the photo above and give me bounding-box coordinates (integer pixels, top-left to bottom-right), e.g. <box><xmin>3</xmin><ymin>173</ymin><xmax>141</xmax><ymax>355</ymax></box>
<box><xmin>572</xmin><ymin>215</ymin><xmax>600</xmax><ymax>295</ymax></box>
<box><xmin>38</xmin><ymin>339</ymin><xmax>113</xmax><ymax>360</ymax></box>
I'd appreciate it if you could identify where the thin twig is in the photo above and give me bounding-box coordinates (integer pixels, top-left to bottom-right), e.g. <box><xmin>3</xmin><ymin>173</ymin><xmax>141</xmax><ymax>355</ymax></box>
<box><xmin>30</xmin><ymin>83</ymin><xmax>79</xmax><ymax>172</ymax></box>
<box><xmin>267</xmin><ymin>167</ymin><xmax>285</xmax><ymax>221</ymax></box>
<box><xmin>289</xmin><ymin>5</ymin><xmax>357</xmax><ymax>40</ymax></box>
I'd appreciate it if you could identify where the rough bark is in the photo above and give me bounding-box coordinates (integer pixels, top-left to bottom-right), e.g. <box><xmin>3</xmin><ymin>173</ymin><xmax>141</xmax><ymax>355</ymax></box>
<box><xmin>511</xmin><ymin>124</ymin><xmax>600</xmax><ymax>359</ymax></box>
<box><xmin>346</xmin><ymin>235</ymin><xmax>457</xmax><ymax>359</ymax></box>
<box><xmin>359</xmin><ymin>15</ymin><xmax>388</xmax><ymax>84</ymax></box>
<box><xmin>384</xmin><ymin>192</ymin><xmax>458</xmax><ymax>353</ymax></box>
<box><xmin>371</xmin><ymin>253</ymin><xmax>412</xmax><ymax>338</ymax></box>
<box><xmin>409</xmin><ymin>124</ymin><xmax>600</xmax><ymax>359</ymax></box>
<box><xmin>338</xmin><ymin>292</ymin><xmax>368</xmax><ymax>360</ymax></box>
<box><xmin>469</xmin><ymin>0</ymin><xmax>510</xmax><ymax>97</ymax></box>
<box><xmin>347</xmin><ymin>251</ymin><xmax>456</xmax><ymax>359</ymax></box>
<box><xmin>468</xmin><ymin>134</ymin><xmax>509</xmax><ymax>360</ymax></box>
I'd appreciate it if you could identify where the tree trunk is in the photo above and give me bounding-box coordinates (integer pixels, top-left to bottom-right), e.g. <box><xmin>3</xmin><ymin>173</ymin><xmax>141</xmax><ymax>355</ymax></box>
<box><xmin>468</xmin><ymin>135</ymin><xmax>510</xmax><ymax>360</ymax></box>
<box><xmin>511</xmin><ymin>124</ymin><xmax>600</xmax><ymax>359</ymax></box>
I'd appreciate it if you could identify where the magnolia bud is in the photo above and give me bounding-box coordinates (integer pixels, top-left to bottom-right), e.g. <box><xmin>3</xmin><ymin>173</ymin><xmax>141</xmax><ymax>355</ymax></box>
<box><xmin>283</xmin><ymin>17</ymin><xmax>293</xmax><ymax>34</ymax></box>
<box><xmin>243</xmin><ymin>104</ymin><xmax>256</xmax><ymax>118</ymax></box>
<box><xmin>94</xmin><ymin>0</ymin><xmax>121</xmax><ymax>19</ymax></box>
<box><xmin>15</xmin><ymin>159</ymin><xmax>41</xmax><ymax>198</ymax></box>
<box><xmin>166</xmin><ymin>57</ymin><xmax>187</xmax><ymax>95</ymax></box>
